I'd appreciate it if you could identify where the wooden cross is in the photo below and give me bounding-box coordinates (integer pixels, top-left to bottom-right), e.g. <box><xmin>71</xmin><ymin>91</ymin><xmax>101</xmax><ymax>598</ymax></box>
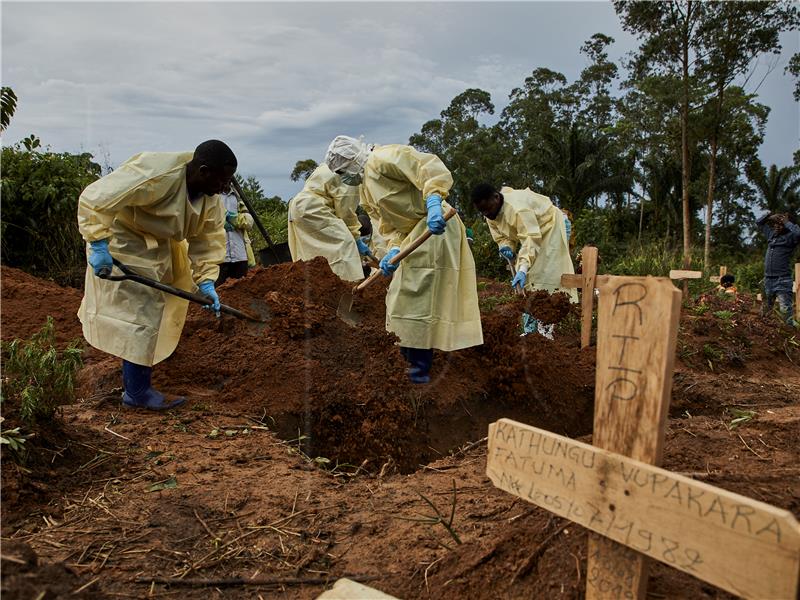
<box><xmin>487</xmin><ymin>275</ymin><xmax>800</xmax><ymax>599</ymax></box>
<box><xmin>561</xmin><ymin>245</ymin><xmax>599</xmax><ymax>349</ymax></box>
<box><xmin>708</xmin><ymin>265</ymin><xmax>727</xmax><ymax>284</ymax></box>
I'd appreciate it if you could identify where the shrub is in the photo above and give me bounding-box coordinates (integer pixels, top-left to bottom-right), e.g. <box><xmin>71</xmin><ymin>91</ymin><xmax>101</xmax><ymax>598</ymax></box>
<box><xmin>1</xmin><ymin>141</ymin><xmax>101</xmax><ymax>284</ymax></box>
<box><xmin>1</xmin><ymin>317</ymin><xmax>83</xmax><ymax>427</ymax></box>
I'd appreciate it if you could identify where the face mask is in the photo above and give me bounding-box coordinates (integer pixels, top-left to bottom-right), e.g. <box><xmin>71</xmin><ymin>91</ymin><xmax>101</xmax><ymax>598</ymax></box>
<box><xmin>340</xmin><ymin>172</ymin><xmax>362</xmax><ymax>186</ymax></box>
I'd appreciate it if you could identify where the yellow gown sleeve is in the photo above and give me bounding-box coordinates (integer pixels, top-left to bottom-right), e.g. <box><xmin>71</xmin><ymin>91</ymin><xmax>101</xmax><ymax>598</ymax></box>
<box><xmin>187</xmin><ymin>198</ymin><xmax>226</xmax><ymax>284</ymax></box>
<box><xmin>333</xmin><ymin>185</ymin><xmax>362</xmax><ymax>239</ymax></box>
<box><xmin>376</xmin><ymin>146</ymin><xmax>454</xmax><ymax>201</ymax></box>
<box><xmin>78</xmin><ymin>178</ymin><xmax>157</xmax><ymax>242</ymax></box>
<box><xmin>514</xmin><ymin>208</ymin><xmax>543</xmax><ymax>273</ymax></box>
<box><xmin>486</xmin><ymin>218</ymin><xmax>514</xmax><ymax>253</ymax></box>
<box><xmin>236</xmin><ymin>201</ymin><xmax>254</xmax><ymax>231</ymax></box>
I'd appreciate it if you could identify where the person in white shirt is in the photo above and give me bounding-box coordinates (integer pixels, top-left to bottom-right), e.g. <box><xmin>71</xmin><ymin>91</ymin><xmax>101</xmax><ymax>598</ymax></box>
<box><xmin>217</xmin><ymin>185</ymin><xmax>255</xmax><ymax>285</ymax></box>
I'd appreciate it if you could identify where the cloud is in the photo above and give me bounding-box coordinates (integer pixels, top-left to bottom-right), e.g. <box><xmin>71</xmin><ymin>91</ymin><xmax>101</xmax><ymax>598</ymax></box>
<box><xmin>2</xmin><ymin>1</ymin><xmax>796</xmax><ymax>203</ymax></box>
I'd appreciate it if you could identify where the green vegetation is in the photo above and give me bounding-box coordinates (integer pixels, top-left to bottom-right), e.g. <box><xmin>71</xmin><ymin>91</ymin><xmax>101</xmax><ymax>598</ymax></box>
<box><xmin>1</xmin><ymin>318</ymin><xmax>83</xmax><ymax>428</ymax></box>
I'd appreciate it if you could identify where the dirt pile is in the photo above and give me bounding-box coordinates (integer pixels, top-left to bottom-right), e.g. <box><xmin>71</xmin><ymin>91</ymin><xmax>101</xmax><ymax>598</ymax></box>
<box><xmin>677</xmin><ymin>291</ymin><xmax>799</xmax><ymax>376</ymax></box>
<box><xmin>150</xmin><ymin>258</ymin><xmax>595</xmax><ymax>471</ymax></box>
<box><xmin>1</xmin><ymin>265</ymin><xmax>84</xmax><ymax>345</ymax></box>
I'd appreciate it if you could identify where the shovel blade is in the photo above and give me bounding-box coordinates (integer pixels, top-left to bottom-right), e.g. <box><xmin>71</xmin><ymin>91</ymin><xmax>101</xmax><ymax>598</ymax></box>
<box><xmin>336</xmin><ymin>290</ymin><xmax>360</xmax><ymax>327</ymax></box>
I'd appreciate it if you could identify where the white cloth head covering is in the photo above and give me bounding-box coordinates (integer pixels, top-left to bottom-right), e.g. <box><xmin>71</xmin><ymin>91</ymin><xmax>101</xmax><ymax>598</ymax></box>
<box><xmin>325</xmin><ymin>135</ymin><xmax>372</xmax><ymax>176</ymax></box>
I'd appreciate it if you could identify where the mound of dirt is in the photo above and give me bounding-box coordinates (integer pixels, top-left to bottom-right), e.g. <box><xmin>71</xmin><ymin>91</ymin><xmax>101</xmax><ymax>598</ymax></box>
<box><xmin>0</xmin><ymin>266</ymin><xmax>84</xmax><ymax>346</ymax></box>
<box><xmin>148</xmin><ymin>258</ymin><xmax>595</xmax><ymax>471</ymax></box>
<box><xmin>677</xmin><ymin>291</ymin><xmax>799</xmax><ymax>376</ymax></box>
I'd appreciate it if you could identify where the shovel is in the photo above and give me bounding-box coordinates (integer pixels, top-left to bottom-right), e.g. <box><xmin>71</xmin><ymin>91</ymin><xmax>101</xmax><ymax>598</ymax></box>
<box><xmin>231</xmin><ymin>179</ymin><xmax>292</xmax><ymax>267</ymax></box>
<box><xmin>337</xmin><ymin>207</ymin><xmax>457</xmax><ymax>326</ymax></box>
<box><xmin>98</xmin><ymin>259</ymin><xmax>267</xmax><ymax>323</ymax></box>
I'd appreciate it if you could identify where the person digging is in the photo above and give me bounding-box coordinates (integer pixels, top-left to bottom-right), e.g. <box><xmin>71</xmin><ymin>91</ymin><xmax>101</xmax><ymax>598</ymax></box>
<box><xmin>78</xmin><ymin>140</ymin><xmax>237</xmax><ymax>410</ymax></box>
<box><xmin>471</xmin><ymin>182</ymin><xmax>577</xmax><ymax>338</ymax></box>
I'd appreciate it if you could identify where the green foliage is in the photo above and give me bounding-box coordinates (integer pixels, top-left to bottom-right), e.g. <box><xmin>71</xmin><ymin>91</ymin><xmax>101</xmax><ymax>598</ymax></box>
<box><xmin>713</xmin><ymin>310</ymin><xmax>735</xmax><ymax>321</ymax></box>
<box><xmin>1</xmin><ymin>318</ymin><xmax>83</xmax><ymax>427</ymax></box>
<box><xmin>1</xmin><ymin>142</ymin><xmax>101</xmax><ymax>283</ymax></box>
<box><xmin>290</xmin><ymin>159</ymin><xmax>318</xmax><ymax>182</ymax></box>
<box><xmin>234</xmin><ymin>173</ymin><xmax>288</xmax><ymax>247</ymax></box>
<box><xmin>732</xmin><ymin>259</ymin><xmax>763</xmax><ymax>293</ymax></box>
<box><xmin>0</xmin><ymin>86</ymin><xmax>17</xmax><ymax>131</ymax></box>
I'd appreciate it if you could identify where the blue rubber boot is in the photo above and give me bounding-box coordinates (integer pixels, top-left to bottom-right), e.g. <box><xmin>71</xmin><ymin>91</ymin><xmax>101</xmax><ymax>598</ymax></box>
<box><xmin>402</xmin><ymin>347</ymin><xmax>433</xmax><ymax>384</ymax></box>
<box><xmin>122</xmin><ymin>360</ymin><xmax>185</xmax><ymax>410</ymax></box>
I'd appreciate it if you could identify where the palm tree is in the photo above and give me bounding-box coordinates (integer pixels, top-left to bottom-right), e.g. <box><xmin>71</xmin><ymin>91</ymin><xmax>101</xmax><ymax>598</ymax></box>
<box><xmin>748</xmin><ymin>162</ymin><xmax>800</xmax><ymax>215</ymax></box>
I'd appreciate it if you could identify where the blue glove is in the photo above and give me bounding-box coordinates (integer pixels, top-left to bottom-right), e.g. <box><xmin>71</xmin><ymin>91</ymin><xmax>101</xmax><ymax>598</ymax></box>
<box><xmin>198</xmin><ymin>280</ymin><xmax>220</xmax><ymax>317</ymax></box>
<box><xmin>88</xmin><ymin>239</ymin><xmax>113</xmax><ymax>277</ymax></box>
<box><xmin>499</xmin><ymin>246</ymin><xmax>515</xmax><ymax>261</ymax></box>
<box><xmin>356</xmin><ymin>238</ymin><xmax>372</xmax><ymax>257</ymax></box>
<box><xmin>379</xmin><ymin>246</ymin><xmax>401</xmax><ymax>277</ymax></box>
<box><xmin>224</xmin><ymin>210</ymin><xmax>237</xmax><ymax>232</ymax></box>
<box><xmin>425</xmin><ymin>194</ymin><xmax>446</xmax><ymax>235</ymax></box>
<box><xmin>511</xmin><ymin>270</ymin><xmax>527</xmax><ymax>290</ymax></box>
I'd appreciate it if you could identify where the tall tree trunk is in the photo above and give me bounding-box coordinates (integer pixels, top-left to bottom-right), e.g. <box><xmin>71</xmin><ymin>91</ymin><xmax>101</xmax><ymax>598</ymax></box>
<box><xmin>703</xmin><ymin>82</ymin><xmax>724</xmax><ymax>273</ymax></box>
<box><xmin>680</xmin><ymin>1</ymin><xmax>693</xmax><ymax>269</ymax></box>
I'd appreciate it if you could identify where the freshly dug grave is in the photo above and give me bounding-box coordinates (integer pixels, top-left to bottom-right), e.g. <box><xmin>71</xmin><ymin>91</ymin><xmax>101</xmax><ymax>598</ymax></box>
<box><xmin>148</xmin><ymin>258</ymin><xmax>595</xmax><ymax>472</ymax></box>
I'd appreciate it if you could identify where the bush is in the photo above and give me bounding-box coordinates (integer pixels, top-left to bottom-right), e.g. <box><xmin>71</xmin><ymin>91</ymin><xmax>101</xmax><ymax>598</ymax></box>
<box><xmin>1</xmin><ymin>317</ymin><xmax>83</xmax><ymax>427</ymax></box>
<box><xmin>1</xmin><ymin>141</ymin><xmax>101</xmax><ymax>284</ymax></box>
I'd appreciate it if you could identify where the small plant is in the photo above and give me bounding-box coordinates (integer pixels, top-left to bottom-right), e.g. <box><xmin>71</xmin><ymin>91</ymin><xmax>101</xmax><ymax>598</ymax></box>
<box><xmin>396</xmin><ymin>479</ymin><xmax>462</xmax><ymax>549</ymax></box>
<box><xmin>0</xmin><ymin>417</ymin><xmax>30</xmax><ymax>456</ymax></box>
<box><xmin>713</xmin><ymin>310</ymin><xmax>735</xmax><ymax>321</ymax></box>
<box><xmin>692</xmin><ymin>304</ymin><xmax>710</xmax><ymax>315</ymax></box>
<box><xmin>1</xmin><ymin>318</ymin><xmax>83</xmax><ymax>426</ymax></box>
<box><xmin>727</xmin><ymin>408</ymin><xmax>756</xmax><ymax>429</ymax></box>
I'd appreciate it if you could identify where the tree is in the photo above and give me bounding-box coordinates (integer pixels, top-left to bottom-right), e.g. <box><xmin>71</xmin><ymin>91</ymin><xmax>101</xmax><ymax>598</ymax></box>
<box><xmin>410</xmin><ymin>88</ymin><xmax>501</xmax><ymax>218</ymax></box>
<box><xmin>747</xmin><ymin>162</ymin><xmax>800</xmax><ymax>215</ymax></box>
<box><xmin>616</xmin><ymin>0</ymin><xmax>707</xmax><ymax>268</ymax></box>
<box><xmin>1</xmin><ymin>87</ymin><xmax>17</xmax><ymax>132</ymax></box>
<box><xmin>290</xmin><ymin>159</ymin><xmax>318</xmax><ymax>182</ymax></box>
<box><xmin>695</xmin><ymin>1</ymin><xmax>798</xmax><ymax>269</ymax></box>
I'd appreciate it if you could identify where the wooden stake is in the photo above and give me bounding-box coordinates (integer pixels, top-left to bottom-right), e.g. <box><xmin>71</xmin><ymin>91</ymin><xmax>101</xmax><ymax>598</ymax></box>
<box><xmin>795</xmin><ymin>263</ymin><xmax>799</xmax><ymax>322</ymax></box>
<box><xmin>561</xmin><ymin>246</ymin><xmax>599</xmax><ymax>349</ymax></box>
<box><xmin>587</xmin><ymin>276</ymin><xmax>682</xmax><ymax>599</ymax></box>
<box><xmin>580</xmin><ymin>247</ymin><xmax>599</xmax><ymax>349</ymax></box>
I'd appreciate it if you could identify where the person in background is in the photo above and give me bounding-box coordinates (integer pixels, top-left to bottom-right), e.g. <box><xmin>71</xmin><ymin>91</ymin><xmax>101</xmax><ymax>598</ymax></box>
<box><xmin>78</xmin><ymin>140</ymin><xmax>236</xmax><ymax>410</ymax></box>
<box><xmin>471</xmin><ymin>183</ymin><xmax>577</xmax><ymax>338</ymax></box>
<box><xmin>325</xmin><ymin>135</ymin><xmax>483</xmax><ymax>383</ymax></box>
<box><xmin>217</xmin><ymin>183</ymin><xmax>254</xmax><ymax>285</ymax></box>
<box><xmin>562</xmin><ymin>208</ymin><xmax>575</xmax><ymax>253</ymax></box>
<box><xmin>717</xmin><ymin>274</ymin><xmax>737</xmax><ymax>296</ymax></box>
<box><xmin>287</xmin><ymin>164</ymin><xmax>370</xmax><ymax>281</ymax></box>
<box><xmin>757</xmin><ymin>212</ymin><xmax>800</xmax><ymax>325</ymax></box>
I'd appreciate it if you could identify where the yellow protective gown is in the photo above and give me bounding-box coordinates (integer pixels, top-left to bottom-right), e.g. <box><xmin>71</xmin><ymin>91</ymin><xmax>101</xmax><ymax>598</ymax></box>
<box><xmin>486</xmin><ymin>187</ymin><xmax>578</xmax><ymax>302</ymax></box>
<box><xmin>360</xmin><ymin>145</ymin><xmax>483</xmax><ymax>351</ymax></box>
<box><xmin>77</xmin><ymin>152</ymin><xmax>226</xmax><ymax>366</ymax></box>
<box><xmin>287</xmin><ymin>164</ymin><xmax>364</xmax><ymax>282</ymax></box>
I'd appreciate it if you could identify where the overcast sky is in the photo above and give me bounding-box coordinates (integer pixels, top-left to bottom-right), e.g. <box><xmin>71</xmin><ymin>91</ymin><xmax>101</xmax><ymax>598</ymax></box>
<box><xmin>3</xmin><ymin>1</ymin><xmax>798</xmax><ymax>201</ymax></box>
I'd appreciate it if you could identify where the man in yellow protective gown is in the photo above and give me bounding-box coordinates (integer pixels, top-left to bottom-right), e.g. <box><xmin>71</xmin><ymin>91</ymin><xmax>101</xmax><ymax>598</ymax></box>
<box><xmin>471</xmin><ymin>183</ymin><xmax>577</xmax><ymax>338</ymax></box>
<box><xmin>287</xmin><ymin>163</ymin><xmax>369</xmax><ymax>281</ymax></box>
<box><xmin>77</xmin><ymin>140</ymin><xmax>237</xmax><ymax>410</ymax></box>
<box><xmin>325</xmin><ymin>136</ymin><xmax>483</xmax><ymax>383</ymax></box>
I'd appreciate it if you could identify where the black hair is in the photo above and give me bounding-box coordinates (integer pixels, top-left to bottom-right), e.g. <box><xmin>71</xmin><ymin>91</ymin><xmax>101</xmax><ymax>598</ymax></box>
<box><xmin>194</xmin><ymin>140</ymin><xmax>237</xmax><ymax>170</ymax></box>
<box><xmin>470</xmin><ymin>182</ymin><xmax>497</xmax><ymax>204</ymax></box>
<box><xmin>358</xmin><ymin>213</ymin><xmax>372</xmax><ymax>237</ymax></box>
<box><xmin>721</xmin><ymin>274</ymin><xmax>735</xmax><ymax>285</ymax></box>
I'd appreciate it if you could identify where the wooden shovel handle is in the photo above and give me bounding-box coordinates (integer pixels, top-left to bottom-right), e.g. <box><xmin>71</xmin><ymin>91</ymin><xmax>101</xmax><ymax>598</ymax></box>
<box><xmin>354</xmin><ymin>207</ymin><xmax>458</xmax><ymax>293</ymax></box>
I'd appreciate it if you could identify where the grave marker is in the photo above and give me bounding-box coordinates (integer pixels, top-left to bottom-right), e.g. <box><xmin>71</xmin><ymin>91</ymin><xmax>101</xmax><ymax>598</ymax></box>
<box><xmin>560</xmin><ymin>245</ymin><xmax>599</xmax><ymax>349</ymax></box>
<box><xmin>487</xmin><ymin>275</ymin><xmax>800</xmax><ymax>599</ymax></box>
<box><xmin>487</xmin><ymin>421</ymin><xmax>800</xmax><ymax>599</ymax></box>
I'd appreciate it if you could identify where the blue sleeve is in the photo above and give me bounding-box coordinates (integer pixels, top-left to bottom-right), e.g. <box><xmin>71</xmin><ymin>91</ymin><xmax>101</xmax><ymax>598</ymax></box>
<box><xmin>785</xmin><ymin>220</ymin><xmax>800</xmax><ymax>245</ymax></box>
<box><xmin>756</xmin><ymin>214</ymin><xmax>772</xmax><ymax>239</ymax></box>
